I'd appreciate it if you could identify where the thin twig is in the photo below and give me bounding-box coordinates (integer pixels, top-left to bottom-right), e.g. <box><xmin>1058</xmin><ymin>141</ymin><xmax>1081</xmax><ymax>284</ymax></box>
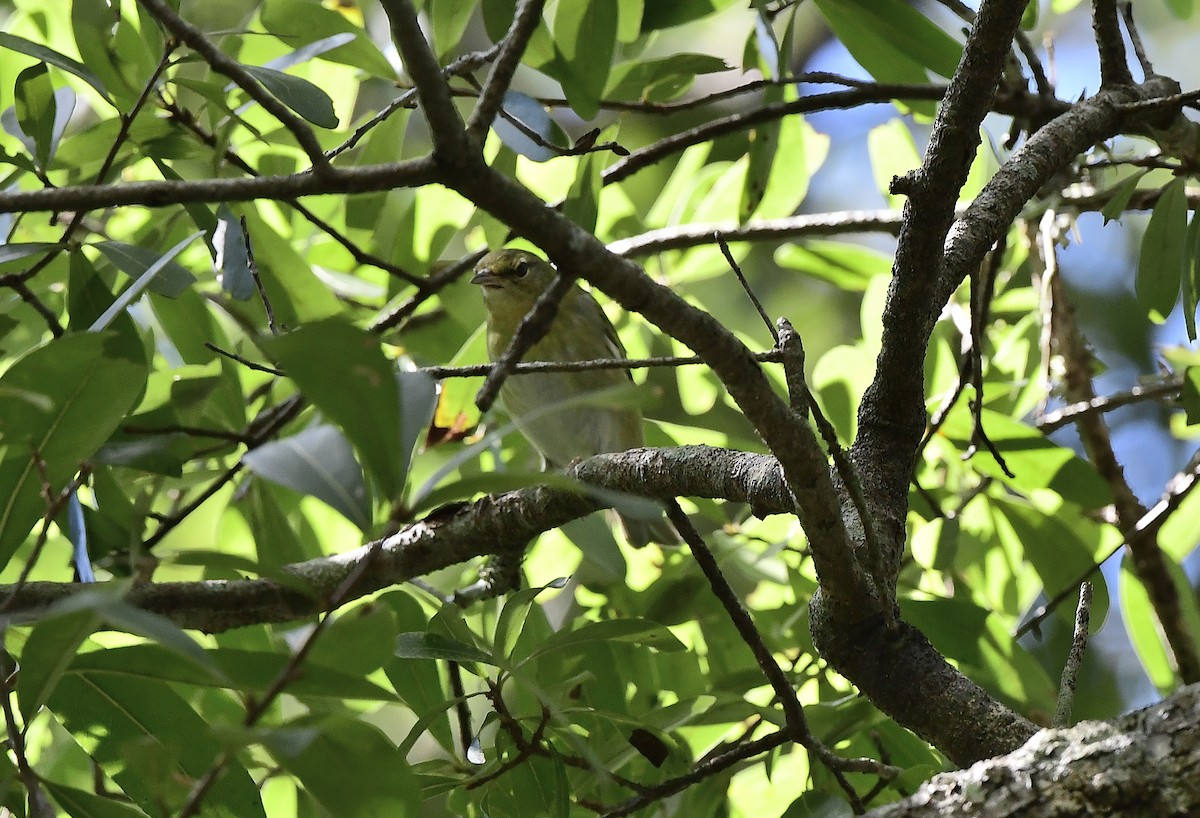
<box><xmin>474</xmin><ymin>270</ymin><xmax>576</xmax><ymax>414</ymax></box>
<box><xmin>422</xmin><ymin>349</ymin><xmax>784</xmax><ymax>379</ymax></box>
<box><xmin>237</xmin><ymin>217</ymin><xmax>276</xmax><ymax>335</ymax></box>
<box><xmin>716</xmin><ymin>234</ymin><xmax>778</xmax><ymax>344</ymax></box>
<box><xmin>1053</xmin><ymin>581</ymin><xmax>1092</xmax><ymax>728</ymax></box>
<box><xmin>205</xmin><ymin>343</ymin><xmax>285</xmax><ymax>376</ymax></box>
<box><xmin>665</xmin><ymin>501</ymin><xmax>880</xmax><ymax>812</ymax></box>
<box><xmin>1037</xmin><ymin>378</ymin><xmax>1183</xmax><ymax>432</ymax></box>
<box><xmin>1119</xmin><ymin>2</ymin><xmax>1155</xmax><ymax>78</ymax></box>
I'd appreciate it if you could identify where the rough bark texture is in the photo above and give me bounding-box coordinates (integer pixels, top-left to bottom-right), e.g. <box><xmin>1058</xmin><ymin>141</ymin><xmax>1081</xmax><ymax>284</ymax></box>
<box><xmin>866</xmin><ymin>683</ymin><xmax>1200</xmax><ymax>816</ymax></box>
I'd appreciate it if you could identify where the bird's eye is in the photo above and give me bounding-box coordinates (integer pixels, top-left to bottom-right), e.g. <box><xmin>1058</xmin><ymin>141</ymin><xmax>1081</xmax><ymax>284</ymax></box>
<box><xmin>513</xmin><ymin>261</ymin><xmax>530</xmax><ymax>277</ymax></box>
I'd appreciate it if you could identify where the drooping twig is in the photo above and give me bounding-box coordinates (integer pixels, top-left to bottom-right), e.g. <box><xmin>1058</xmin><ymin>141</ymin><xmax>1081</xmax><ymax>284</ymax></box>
<box><xmin>240</xmin><ymin>216</ymin><xmax>277</xmax><ymax>335</ymax></box>
<box><xmin>716</xmin><ymin>233</ymin><xmax>778</xmax><ymax>344</ymax></box>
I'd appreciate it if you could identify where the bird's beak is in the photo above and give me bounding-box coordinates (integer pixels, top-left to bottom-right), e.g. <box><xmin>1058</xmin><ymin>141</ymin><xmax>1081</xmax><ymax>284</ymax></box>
<box><xmin>471</xmin><ymin>268</ymin><xmax>501</xmax><ymax>288</ymax></box>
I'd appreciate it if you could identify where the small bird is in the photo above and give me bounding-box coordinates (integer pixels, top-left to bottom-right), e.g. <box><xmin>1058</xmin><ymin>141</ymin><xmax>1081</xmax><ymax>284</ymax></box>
<box><xmin>472</xmin><ymin>248</ymin><xmax>677</xmax><ymax>546</ymax></box>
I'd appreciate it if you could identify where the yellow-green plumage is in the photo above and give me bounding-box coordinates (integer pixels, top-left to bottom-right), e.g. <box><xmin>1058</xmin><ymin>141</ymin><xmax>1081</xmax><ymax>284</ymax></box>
<box><xmin>472</xmin><ymin>249</ymin><xmax>677</xmax><ymax>546</ymax></box>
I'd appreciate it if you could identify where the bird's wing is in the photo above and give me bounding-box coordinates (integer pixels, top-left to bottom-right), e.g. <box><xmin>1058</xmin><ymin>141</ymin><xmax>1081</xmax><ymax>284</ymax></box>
<box><xmin>577</xmin><ymin>288</ymin><xmax>633</xmax><ymax>382</ymax></box>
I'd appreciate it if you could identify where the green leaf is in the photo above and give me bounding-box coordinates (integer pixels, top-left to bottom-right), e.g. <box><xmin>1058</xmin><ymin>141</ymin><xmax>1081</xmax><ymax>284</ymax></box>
<box><xmin>215</xmin><ymin>205</ymin><xmax>254</xmax><ymax>300</ymax></box>
<box><xmin>604</xmin><ymin>54</ymin><xmax>730</xmax><ymax>103</ymax></box>
<box><xmin>306</xmin><ymin>602</ymin><xmax>399</xmax><ymax>677</ymax></box>
<box><xmin>270</xmin><ymin>716</ymin><xmax>418</xmax><ymax>818</ymax></box>
<box><xmin>1099</xmin><ymin>170</ymin><xmax>1148</xmax><ymax>224</ymax></box>
<box><xmin>265</xmin><ymin>320</ymin><xmax>408</xmax><ymax>498</ymax></box>
<box><xmin>94</xmin><ymin>239</ymin><xmax>198</xmax><ymax>298</ymax></box>
<box><xmin>899</xmin><ymin>597</ymin><xmax>989</xmax><ymax>666</ymax></box>
<box><xmin>428</xmin><ymin>0</ymin><xmax>477</xmax><ymax>59</ymax></box>
<box><xmin>44</xmin><ymin>781</ymin><xmax>152</xmax><ymax>818</ymax></box>
<box><xmin>0</xmin><ymin>242</ymin><xmax>65</xmax><ymax>265</ymax></box>
<box><xmin>45</xmin><ymin>589</ymin><xmax>220</xmax><ymax>677</ymax></box>
<box><xmin>18</xmin><ymin>607</ymin><xmax>100</xmax><ymax>722</ymax></box>
<box><xmin>530</xmin><ymin>618</ymin><xmax>687</xmax><ymax>660</ymax></box>
<box><xmin>992</xmin><ymin>498</ymin><xmax>1110</xmax><ymax>630</ymax></box>
<box><xmin>1120</xmin><ymin>561</ymin><xmax>1177</xmax><ymax>694</ymax></box>
<box><xmin>395</xmin><ymin>632</ymin><xmax>497</xmax><ymax>665</ymax></box>
<box><xmin>1186</xmin><ymin>212</ymin><xmax>1200</xmax><ymax>341</ymax></box>
<box><xmin>14</xmin><ymin>62</ymin><xmax>58</xmax><ymax>168</ymax></box>
<box><xmin>1166</xmin><ymin>0</ymin><xmax>1194</xmax><ymax>18</ymax></box>
<box><xmin>939</xmin><ymin>403</ymin><xmax>1112</xmax><ymax>509</ymax></box>
<box><xmin>67</xmin><ymin>645</ymin><xmax>399</xmax><ymax>701</ymax></box>
<box><xmin>640</xmin><ymin>0</ymin><xmax>741</xmax><ymax>30</ymax></box>
<box><xmin>0</xmin><ymin>31</ymin><xmax>110</xmax><ymax>101</ymax></box>
<box><xmin>552</xmin><ymin>0</ymin><xmax>618</xmax><ymax>120</ymax></box>
<box><xmin>563</xmin><ymin>138</ymin><xmax>605</xmax><ymax>233</ymax></box>
<box><xmin>494</xmin><ymin>578</ymin><xmax>570</xmax><ymax>659</ymax></box>
<box><xmin>0</xmin><ymin>333</ymin><xmax>148</xmax><ymax>571</ymax></box>
<box><xmin>1136</xmin><ymin>176</ymin><xmax>1188</xmax><ymax>322</ymax></box>
<box><xmin>243</xmin><ymin>424</ymin><xmax>371</xmax><ymax>529</ymax></box>
<box><xmin>91</xmin><ymin>233</ymin><xmax>203</xmax><ymax>330</ymax></box>
<box><xmin>241</xmin><ymin>64</ymin><xmax>339</xmax><ymax>129</ymax></box>
<box><xmin>49</xmin><ymin>672</ymin><xmax>266</xmax><ymax>817</ymax></box>
<box><xmin>260</xmin><ymin>0</ymin><xmax>396</xmax><ymax>78</ymax></box>
<box><xmin>815</xmin><ymin>0</ymin><xmax>962</xmax><ymax>79</ymax></box>
<box><xmin>775</xmin><ymin>240</ymin><xmax>893</xmax><ymax>291</ymax></box>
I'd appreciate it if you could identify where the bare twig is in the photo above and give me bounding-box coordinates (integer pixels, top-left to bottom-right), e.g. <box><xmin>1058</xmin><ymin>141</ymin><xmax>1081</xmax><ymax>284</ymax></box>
<box><xmin>1037</xmin><ymin>378</ymin><xmax>1183</xmax><ymax>432</ymax></box>
<box><xmin>1053</xmin><ymin>581</ymin><xmax>1092</xmax><ymax>728</ymax></box>
<box><xmin>717</xmin><ymin>234</ymin><xmax>778</xmax><ymax>344</ymax></box>
<box><xmin>240</xmin><ymin>216</ymin><xmax>277</xmax><ymax>335</ymax></box>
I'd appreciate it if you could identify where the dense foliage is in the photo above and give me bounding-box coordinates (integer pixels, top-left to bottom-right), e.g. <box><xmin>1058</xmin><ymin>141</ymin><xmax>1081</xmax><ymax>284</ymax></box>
<box><xmin>0</xmin><ymin>0</ymin><xmax>1199</xmax><ymax>815</ymax></box>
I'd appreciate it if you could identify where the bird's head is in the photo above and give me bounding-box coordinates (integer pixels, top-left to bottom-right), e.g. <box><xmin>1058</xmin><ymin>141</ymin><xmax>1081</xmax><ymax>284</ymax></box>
<box><xmin>471</xmin><ymin>249</ymin><xmax>557</xmax><ymax>317</ymax></box>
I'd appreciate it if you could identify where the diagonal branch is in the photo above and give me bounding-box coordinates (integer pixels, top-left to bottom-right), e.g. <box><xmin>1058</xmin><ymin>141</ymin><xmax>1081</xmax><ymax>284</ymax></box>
<box><xmin>137</xmin><ymin>0</ymin><xmax>330</xmax><ymax>170</ymax></box>
<box><xmin>466</xmin><ymin>0</ymin><xmax>546</xmax><ymax>145</ymax></box>
<box><xmin>379</xmin><ymin>0</ymin><xmax>470</xmax><ymax>157</ymax></box>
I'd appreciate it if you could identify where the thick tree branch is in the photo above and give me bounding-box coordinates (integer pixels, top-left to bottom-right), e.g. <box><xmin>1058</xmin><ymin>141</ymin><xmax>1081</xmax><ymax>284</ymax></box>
<box><xmin>865</xmin><ymin>683</ymin><xmax>1200</xmax><ymax>817</ymax></box>
<box><xmin>853</xmin><ymin>0</ymin><xmax>1031</xmax><ymax>541</ymax></box>
<box><xmin>379</xmin><ymin>0</ymin><xmax>470</xmax><ymax>158</ymax></box>
<box><xmin>0</xmin><ymin>447</ymin><xmax>793</xmax><ymax>631</ymax></box>
<box><xmin>0</xmin><ymin>160</ymin><xmax>437</xmax><ymax>214</ymax></box>
<box><xmin>448</xmin><ymin>160</ymin><xmax>868</xmax><ymax>616</ymax></box>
